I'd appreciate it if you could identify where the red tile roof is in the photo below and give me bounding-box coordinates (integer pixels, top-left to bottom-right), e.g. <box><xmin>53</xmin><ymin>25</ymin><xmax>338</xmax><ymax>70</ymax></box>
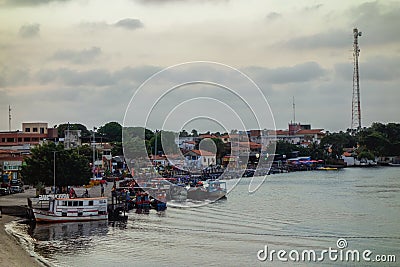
<box><xmin>297</xmin><ymin>129</ymin><xmax>325</xmax><ymax>135</ymax></box>
<box><xmin>190</xmin><ymin>149</ymin><xmax>215</xmax><ymax>156</ymax></box>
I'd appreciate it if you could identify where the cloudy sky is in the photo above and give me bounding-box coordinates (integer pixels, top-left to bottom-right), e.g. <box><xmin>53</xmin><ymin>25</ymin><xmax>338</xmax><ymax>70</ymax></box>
<box><xmin>1</xmin><ymin>0</ymin><xmax>399</xmax><ymax>133</ymax></box>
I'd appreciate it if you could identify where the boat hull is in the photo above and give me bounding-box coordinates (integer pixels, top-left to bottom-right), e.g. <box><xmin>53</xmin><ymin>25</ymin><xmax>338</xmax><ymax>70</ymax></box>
<box><xmin>33</xmin><ymin>209</ymin><xmax>108</xmax><ymax>223</ymax></box>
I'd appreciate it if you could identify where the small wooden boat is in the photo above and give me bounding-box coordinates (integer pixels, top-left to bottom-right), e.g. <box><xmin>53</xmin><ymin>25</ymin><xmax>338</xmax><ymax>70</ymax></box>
<box><xmin>30</xmin><ymin>196</ymin><xmax>108</xmax><ymax>223</ymax></box>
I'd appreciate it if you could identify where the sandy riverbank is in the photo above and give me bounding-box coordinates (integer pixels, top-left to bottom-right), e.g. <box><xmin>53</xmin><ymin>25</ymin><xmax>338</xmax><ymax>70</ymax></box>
<box><xmin>0</xmin><ymin>214</ymin><xmax>42</xmax><ymax>267</ymax></box>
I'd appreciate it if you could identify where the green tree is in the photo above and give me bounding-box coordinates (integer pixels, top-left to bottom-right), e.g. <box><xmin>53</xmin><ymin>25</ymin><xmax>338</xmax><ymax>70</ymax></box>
<box><xmin>111</xmin><ymin>142</ymin><xmax>123</xmax><ymax>156</ymax></box>
<box><xmin>191</xmin><ymin>129</ymin><xmax>198</xmax><ymax>137</ymax></box>
<box><xmin>179</xmin><ymin>130</ymin><xmax>189</xmax><ymax>137</ymax></box>
<box><xmin>211</xmin><ymin>138</ymin><xmax>228</xmax><ymax>164</ymax></box>
<box><xmin>358</xmin><ymin>122</ymin><xmax>400</xmax><ymax>156</ymax></box>
<box><xmin>21</xmin><ymin>143</ymin><xmax>91</xmax><ymax>187</ymax></box>
<box><xmin>97</xmin><ymin>122</ymin><xmax>122</xmax><ymax>142</ymax></box>
<box><xmin>320</xmin><ymin>131</ymin><xmax>356</xmax><ymax>159</ymax></box>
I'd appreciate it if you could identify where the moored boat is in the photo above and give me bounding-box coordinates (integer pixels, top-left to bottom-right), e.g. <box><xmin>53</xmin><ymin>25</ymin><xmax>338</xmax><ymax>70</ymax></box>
<box><xmin>186</xmin><ymin>180</ymin><xmax>227</xmax><ymax>201</ymax></box>
<box><xmin>206</xmin><ymin>180</ymin><xmax>227</xmax><ymax>200</ymax></box>
<box><xmin>30</xmin><ymin>196</ymin><xmax>108</xmax><ymax>223</ymax></box>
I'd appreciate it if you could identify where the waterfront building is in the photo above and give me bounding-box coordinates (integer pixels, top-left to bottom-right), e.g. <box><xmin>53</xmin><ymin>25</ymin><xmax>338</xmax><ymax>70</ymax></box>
<box><xmin>184</xmin><ymin>149</ymin><xmax>216</xmax><ymax>168</ymax></box>
<box><xmin>262</xmin><ymin>123</ymin><xmax>325</xmax><ymax>147</ymax></box>
<box><xmin>0</xmin><ymin>122</ymin><xmax>58</xmax><ymax>150</ymax></box>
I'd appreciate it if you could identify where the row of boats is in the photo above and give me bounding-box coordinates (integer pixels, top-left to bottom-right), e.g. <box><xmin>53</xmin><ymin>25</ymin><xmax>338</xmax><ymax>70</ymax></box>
<box><xmin>27</xmin><ymin>178</ymin><xmax>227</xmax><ymax>223</ymax></box>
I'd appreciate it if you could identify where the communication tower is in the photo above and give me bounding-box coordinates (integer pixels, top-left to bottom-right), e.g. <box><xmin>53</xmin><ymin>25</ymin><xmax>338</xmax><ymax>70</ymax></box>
<box><xmin>351</xmin><ymin>28</ymin><xmax>362</xmax><ymax>131</ymax></box>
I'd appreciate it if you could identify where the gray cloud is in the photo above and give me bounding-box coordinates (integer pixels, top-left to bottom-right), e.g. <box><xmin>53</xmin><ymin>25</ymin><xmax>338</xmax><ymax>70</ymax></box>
<box><xmin>282</xmin><ymin>1</ymin><xmax>400</xmax><ymax>50</ymax></box>
<box><xmin>335</xmin><ymin>56</ymin><xmax>400</xmax><ymax>82</ymax></box>
<box><xmin>19</xmin><ymin>23</ymin><xmax>40</xmax><ymax>38</ymax></box>
<box><xmin>37</xmin><ymin>65</ymin><xmax>162</xmax><ymax>87</ymax></box>
<box><xmin>114</xmin><ymin>19</ymin><xmax>144</xmax><ymax>30</ymax></box>
<box><xmin>79</xmin><ymin>18</ymin><xmax>144</xmax><ymax>31</ymax></box>
<box><xmin>282</xmin><ymin>30</ymin><xmax>349</xmax><ymax>49</ymax></box>
<box><xmin>50</xmin><ymin>47</ymin><xmax>101</xmax><ymax>64</ymax></box>
<box><xmin>0</xmin><ymin>0</ymin><xmax>69</xmax><ymax>7</ymax></box>
<box><xmin>133</xmin><ymin>0</ymin><xmax>229</xmax><ymax>4</ymax></box>
<box><xmin>244</xmin><ymin>62</ymin><xmax>327</xmax><ymax>84</ymax></box>
<box><xmin>37</xmin><ymin>68</ymin><xmax>113</xmax><ymax>86</ymax></box>
<box><xmin>0</xmin><ymin>65</ymin><xmax>30</xmax><ymax>87</ymax></box>
<box><xmin>351</xmin><ymin>1</ymin><xmax>400</xmax><ymax>45</ymax></box>
<box><xmin>303</xmin><ymin>3</ymin><xmax>323</xmax><ymax>11</ymax></box>
<box><xmin>266</xmin><ymin>12</ymin><xmax>282</xmax><ymax>21</ymax></box>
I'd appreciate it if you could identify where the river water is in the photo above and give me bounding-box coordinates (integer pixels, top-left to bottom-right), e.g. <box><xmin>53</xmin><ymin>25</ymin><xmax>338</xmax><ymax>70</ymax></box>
<box><xmin>9</xmin><ymin>167</ymin><xmax>400</xmax><ymax>266</ymax></box>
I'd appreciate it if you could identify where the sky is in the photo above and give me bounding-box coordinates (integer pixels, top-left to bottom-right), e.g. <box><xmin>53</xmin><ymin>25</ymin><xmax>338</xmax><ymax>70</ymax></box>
<box><xmin>0</xmin><ymin>0</ymin><xmax>399</xmax><ymax>133</ymax></box>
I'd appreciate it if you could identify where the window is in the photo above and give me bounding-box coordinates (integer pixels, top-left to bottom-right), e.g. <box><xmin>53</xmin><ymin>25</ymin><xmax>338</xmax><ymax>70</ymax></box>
<box><xmin>68</xmin><ymin>201</ymin><xmax>73</xmax><ymax>206</ymax></box>
<box><xmin>1</xmin><ymin>138</ymin><xmax>5</xmax><ymax>142</ymax></box>
<box><xmin>33</xmin><ymin>127</ymin><xmax>38</xmax><ymax>132</ymax></box>
<box><xmin>25</xmin><ymin>128</ymin><xmax>30</xmax><ymax>132</ymax></box>
<box><xmin>18</xmin><ymin>138</ymin><xmax>22</xmax><ymax>142</ymax></box>
<box><xmin>40</xmin><ymin>127</ymin><xmax>45</xmax><ymax>134</ymax></box>
<box><xmin>7</xmin><ymin>138</ymin><xmax>14</xmax><ymax>142</ymax></box>
<box><xmin>32</xmin><ymin>137</ymin><xmax>39</xmax><ymax>142</ymax></box>
<box><xmin>73</xmin><ymin>201</ymin><xmax>78</xmax><ymax>206</ymax></box>
<box><xmin>79</xmin><ymin>201</ymin><xmax>83</xmax><ymax>206</ymax></box>
<box><xmin>24</xmin><ymin>137</ymin><xmax>31</xmax><ymax>142</ymax></box>
<box><xmin>203</xmin><ymin>157</ymin><xmax>207</xmax><ymax>162</ymax></box>
<box><xmin>89</xmin><ymin>201</ymin><xmax>94</xmax><ymax>206</ymax></box>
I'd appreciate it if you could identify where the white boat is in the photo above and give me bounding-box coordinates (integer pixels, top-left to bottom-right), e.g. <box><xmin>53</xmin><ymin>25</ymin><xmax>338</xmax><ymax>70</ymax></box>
<box><xmin>31</xmin><ymin>197</ymin><xmax>108</xmax><ymax>223</ymax></box>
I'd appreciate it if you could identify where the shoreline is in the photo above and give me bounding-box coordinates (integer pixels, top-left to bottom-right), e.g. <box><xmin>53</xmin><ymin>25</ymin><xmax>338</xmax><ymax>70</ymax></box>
<box><xmin>0</xmin><ymin>214</ymin><xmax>43</xmax><ymax>267</ymax></box>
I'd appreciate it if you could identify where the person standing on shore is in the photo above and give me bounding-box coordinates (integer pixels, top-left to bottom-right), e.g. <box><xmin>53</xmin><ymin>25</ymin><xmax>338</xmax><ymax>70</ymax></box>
<box><xmin>101</xmin><ymin>184</ymin><xmax>105</xmax><ymax>197</ymax></box>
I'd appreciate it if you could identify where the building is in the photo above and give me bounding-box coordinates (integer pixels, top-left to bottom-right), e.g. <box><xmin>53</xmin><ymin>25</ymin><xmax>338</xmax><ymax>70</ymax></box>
<box><xmin>64</xmin><ymin>130</ymin><xmax>82</xmax><ymax>149</ymax></box>
<box><xmin>0</xmin><ymin>122</ymin><xmax>58</xmax><ymax>150</ymax></box>
<box><xmin>0</xmin><ymin>149</ymin><xmax>24</xmax><ymax>182</ymax></box>
<box><xmin>184</xmin><ymin>149</ymin><xmax>216</xmax><ymax>168</ymax></box>
<box><xmin>263</xmin><ymin>123</ymin><xmax>325</xmax><ymax>147</ymax></box>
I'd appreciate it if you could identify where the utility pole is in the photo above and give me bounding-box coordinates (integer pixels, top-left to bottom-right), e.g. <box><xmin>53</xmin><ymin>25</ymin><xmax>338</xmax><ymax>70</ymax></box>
<box><xmin>8</xmin><ymin>105</ymin><xmax>11</xmax><ymax>132</ymax></box>
<box><xmin>53</xmin><ymin>151</ymin><xmax>57</xmax><ymax>194</ymax></box>
<box><xmin>92</xmin><ymin>127</ymin><xmax>97</xmax><ymax>179</ymax></box>
<box><xmin>351</xmin><ymin>28</ymin><xmax>362</xmax><ymax>131</ymax></box>
<box><xmin>154</xmin><ymin>129</ymin><xmax>158</xmax><ymax>156</ymax></box>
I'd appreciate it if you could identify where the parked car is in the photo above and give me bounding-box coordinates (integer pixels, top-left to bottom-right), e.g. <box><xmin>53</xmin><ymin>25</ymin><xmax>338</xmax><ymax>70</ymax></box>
<box><xmin>10</xmin><ymin>185</ymin><xmax>24</xmax><ymax>193</ymax></box>
<box><xmin>0</xmin><ymin>188</ymin><xmax>10</xmax><ymax>195</ymax></box>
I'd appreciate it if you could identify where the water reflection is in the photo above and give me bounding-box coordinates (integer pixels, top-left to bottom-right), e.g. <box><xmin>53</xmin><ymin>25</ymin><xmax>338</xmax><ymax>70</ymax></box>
<box><xmin>29</xmin><ymin>221</ymin><xmax>109</xmax><ymax>242</ymax></box>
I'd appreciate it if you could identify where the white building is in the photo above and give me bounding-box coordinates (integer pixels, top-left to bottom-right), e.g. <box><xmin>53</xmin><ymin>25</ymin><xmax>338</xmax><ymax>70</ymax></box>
<box><xmin>184</xmin><ymin>149</ymin><xmax>216</xmax><ymax>168</ymax></box>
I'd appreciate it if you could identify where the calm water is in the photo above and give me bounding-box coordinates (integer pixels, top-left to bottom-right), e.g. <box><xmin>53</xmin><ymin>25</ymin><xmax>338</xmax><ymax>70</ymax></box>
<box><xmin>10</xmin><ymin>167</ymin><xmax>400</xmax><ymax>266</ymax></box>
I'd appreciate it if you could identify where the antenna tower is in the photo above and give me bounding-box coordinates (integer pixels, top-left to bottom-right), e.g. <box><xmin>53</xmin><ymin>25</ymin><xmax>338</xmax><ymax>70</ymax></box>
<box><xmin>293</xmin><ymin>96</ymin><xmax>296</xmax><ymax>124</ymax></box>
<box><xmin>351</xmin><ymin>28</ymin><xmax>362</xmax><ymax>131</ymax></box>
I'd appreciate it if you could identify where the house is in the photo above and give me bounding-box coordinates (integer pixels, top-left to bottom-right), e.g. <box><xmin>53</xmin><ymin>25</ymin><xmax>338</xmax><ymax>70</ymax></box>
<box><xmin>184</xmin><ymin>149</ymin><xmax>216</xmax><ymax>168</ymax></box>
<box><xmin>181</xmin><ymin>140</ymin><xmax>196</xmax><ymax>150</ymax></box>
